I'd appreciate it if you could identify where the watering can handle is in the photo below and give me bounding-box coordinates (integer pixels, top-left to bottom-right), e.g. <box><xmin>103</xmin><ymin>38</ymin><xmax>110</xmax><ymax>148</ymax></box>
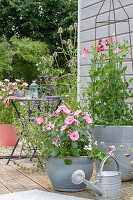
<box><xmin>98</xmin><ymin>155</ymin><xmax>120</xmax><ymax>175</ymax></box>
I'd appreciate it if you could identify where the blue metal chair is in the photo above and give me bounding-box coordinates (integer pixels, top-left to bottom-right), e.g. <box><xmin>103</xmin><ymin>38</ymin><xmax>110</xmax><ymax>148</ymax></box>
<box><xmin>6</xmin><ymin>84</ymin><xmax>62</xmax><ymax>165</ymax></box>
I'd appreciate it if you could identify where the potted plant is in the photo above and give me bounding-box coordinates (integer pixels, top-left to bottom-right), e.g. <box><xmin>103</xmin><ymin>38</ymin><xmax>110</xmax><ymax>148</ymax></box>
<box><xmin>0</xmin><ymin>79</ymin><xmax>18</xmax><ymax>146</ymax></box>
<box><xmin>83</xmin><ymin>38</ymin><xmax>133</xmax><ymax>181</ymax></box>
<box><xmin>15</xmin><ymin>103</ymin><xmax>106</xmax><ymax>191</ymax></box>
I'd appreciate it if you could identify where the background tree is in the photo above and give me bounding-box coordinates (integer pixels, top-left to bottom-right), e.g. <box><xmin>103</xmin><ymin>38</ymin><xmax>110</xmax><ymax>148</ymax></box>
<box><xmin>0</xmin><ymin>0</ymin><xmax>78</xmax><ymax>51</ymax></box>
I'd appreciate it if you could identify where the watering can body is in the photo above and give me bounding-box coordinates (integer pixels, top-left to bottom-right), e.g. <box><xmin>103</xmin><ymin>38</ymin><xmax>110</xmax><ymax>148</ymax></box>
<box><xmin>72</xmin><ymin>155</ymin><xmax>122</xmax><ymax>200</ymax></box>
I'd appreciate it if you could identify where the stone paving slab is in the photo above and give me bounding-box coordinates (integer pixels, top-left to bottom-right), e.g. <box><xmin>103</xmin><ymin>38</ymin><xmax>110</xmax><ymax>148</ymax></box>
<box><xmin>0</xmin><ymin>190</ymin><xmax>91</xmax><ymax>200</ymax></box>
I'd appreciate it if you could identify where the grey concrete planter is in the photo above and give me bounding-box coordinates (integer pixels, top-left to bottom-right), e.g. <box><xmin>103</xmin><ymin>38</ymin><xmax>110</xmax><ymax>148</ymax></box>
<box><xmin>92</xmin><ymin>125</ymin><xmax>133</xmax><ymax>181</ymax></box>
<box><xmin>46</xmin><ymin>157</ymin><xmax>93</xmax><ymax>192</ymax></box>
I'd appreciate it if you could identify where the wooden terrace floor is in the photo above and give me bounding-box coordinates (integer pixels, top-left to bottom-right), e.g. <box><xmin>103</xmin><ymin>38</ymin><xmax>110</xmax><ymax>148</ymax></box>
<box><xmin>0</xmin><ymin>146</ymin><xmax>133</xmax><ymax>200</ymax></box>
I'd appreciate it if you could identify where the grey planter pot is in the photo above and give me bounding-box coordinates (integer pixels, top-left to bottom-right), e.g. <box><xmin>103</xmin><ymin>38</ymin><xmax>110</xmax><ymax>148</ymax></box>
<box><xmin>92</xmin><ymin>125</ymin><xmax>133</xmax><ymax>181</ymax></box>
<box><xmin>15</xmin><ymin>90</ymin><xmax>25</xmax><ymax>97</ymax></box>
<box><xmin>46</xmin><ymin>157</ymin><xmax>93</xmax><ymax>192</ymax></box>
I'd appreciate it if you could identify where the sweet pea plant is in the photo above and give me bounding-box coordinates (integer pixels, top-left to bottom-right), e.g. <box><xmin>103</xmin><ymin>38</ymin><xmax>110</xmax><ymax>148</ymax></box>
<box><xmin>83</xmin><ymin>38</ymin><xmax>133</xmax><ymax>125</ymax></box>
<box><xmin>16</xmin><ymin>104</ymin><xmax>106</xmax><ymax>166</ymax></box>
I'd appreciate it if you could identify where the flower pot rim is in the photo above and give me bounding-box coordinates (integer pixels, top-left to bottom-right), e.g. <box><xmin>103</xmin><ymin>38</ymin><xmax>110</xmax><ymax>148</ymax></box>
<box><xmin>94</xmin><ymin>124</ymin><xmax>133</xmax><ymax>128</ymax></box>
<box><xmin>48</xmin><ymin>156</ymin><xmax>92</xmax><ymax>159</ymax></box>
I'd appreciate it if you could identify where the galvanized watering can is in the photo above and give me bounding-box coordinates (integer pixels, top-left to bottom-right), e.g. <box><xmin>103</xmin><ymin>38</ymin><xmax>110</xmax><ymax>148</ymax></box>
<box><xmin>72</xmin><ymin>155</ymin><xmax>122</xmax><ymax>200</ymax></box>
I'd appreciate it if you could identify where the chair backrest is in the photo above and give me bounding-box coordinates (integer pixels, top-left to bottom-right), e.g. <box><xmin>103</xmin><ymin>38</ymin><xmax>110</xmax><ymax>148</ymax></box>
<box><xmin>38</xmin><ymin>84</ymin><xmax>61</xmax><ymax>98</ymax></box>
<box><xmin>38</xmin><ymin>84</ymin><xmax>62</xmax><ymax>113</ymax></box>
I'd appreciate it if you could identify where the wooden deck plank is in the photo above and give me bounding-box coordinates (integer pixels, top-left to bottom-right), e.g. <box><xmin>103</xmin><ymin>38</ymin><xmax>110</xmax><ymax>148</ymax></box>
<box><xmin>1</xmin><ymin>159</ymin><xmax>95</xmax><ymax>199</ymax></box>
<box><xmin>0</xmin><ymin>160</ymin><xmax>45</xmax><ymax>193</ymax></box>
<box><xmin>0</xmin><ymin>158</ymin><xmax>133</xmax><ymax>200</ymax></box>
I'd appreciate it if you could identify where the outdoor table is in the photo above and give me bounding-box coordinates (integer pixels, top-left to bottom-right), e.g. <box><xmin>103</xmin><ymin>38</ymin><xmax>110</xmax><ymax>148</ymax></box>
<box><xmin>6</xmin><ymin>96</ymin><xmax>63</xmax><ymax>165</ymax></box>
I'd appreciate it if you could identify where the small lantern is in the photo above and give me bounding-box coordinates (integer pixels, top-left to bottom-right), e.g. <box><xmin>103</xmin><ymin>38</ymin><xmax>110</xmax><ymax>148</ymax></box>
<box><xmin>29</xmin><ymin>81</ymin><xmax>38</xmax><ymax>99</ymax></box>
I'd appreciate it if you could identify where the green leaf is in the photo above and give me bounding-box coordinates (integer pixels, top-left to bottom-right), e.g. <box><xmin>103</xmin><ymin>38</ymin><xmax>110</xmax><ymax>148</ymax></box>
<box><xmin>64</xmin><ymin>159</ymin><xmax>72</xmax><ymax>165</ymax></box>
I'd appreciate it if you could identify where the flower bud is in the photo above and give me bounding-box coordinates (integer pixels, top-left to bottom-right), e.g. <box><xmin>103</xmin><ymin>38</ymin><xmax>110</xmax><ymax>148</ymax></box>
<box><xmin>61</xmin><ymin>40</ymin><xmax>66</xmax><ymax>44</ymax></box>
<box><xmin>69</xmin><ymin>25</ymin><xmax>73</xmax><ymax>31</ymax></box>
<box><xmin>50</xmin><ymin>56</ymin><xmax>54</xmax><ymax>62</ymax></box>
<box><xmin>68</xmin><ymin>43</ymin><xmax>73</xmax><ymax>49</ymax></box>
<box><xmin>67</xmin><ymin>39</ymin><xmax>71</xmax><ymax>45</ymax></box>
<box><xmin>74</xmin><ymin>22</ymin><xmax>78</xmax><ymax>29</ymax></box>
<box><xmin>53</xmin><ymin>52</ymin><xmax>58</xmax><ymax>58</ymax></box>
<box><xmin>58</xmin><ymin>27</ymin><xmax>63</xmax><ymax>33</ymax></box>
<box><xmin>42</xmin><ymin>56</ymin><xmax>46</xmax><ymax>63</ymax></box>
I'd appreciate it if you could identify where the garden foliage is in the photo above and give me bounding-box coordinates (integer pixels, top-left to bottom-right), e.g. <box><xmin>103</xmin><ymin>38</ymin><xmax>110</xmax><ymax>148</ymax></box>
<box><xmin>84</xmin><ymin>38</ymin><xmax>133</xmax><ymax>125</ymax></box>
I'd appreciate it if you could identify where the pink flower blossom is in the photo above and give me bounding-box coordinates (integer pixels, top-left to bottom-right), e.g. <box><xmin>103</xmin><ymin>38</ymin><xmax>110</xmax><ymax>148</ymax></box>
<box><xmin>15</xmin><ymin>79</ymin><xmax>21</xmax><ymax>82</ymax></box>
<box><xmin>56</xmin><ymin>104</ymin><xmax>71</xmax><ymax>115</ymax></box>
<box><xmin>47</xmin><ymin>122</ymin><xmax>55</xmax><ymax>130</ymax></box>
<box><xmin>42</xmin><ymin>126</ymin><xmax>45</xmax><ymax>131</ymax></box>
<box><xmin>9</xmin><ymin>90</ymin><xmax>14</xmax><ymax>95</ymax></box>
<box><xmin>107</xmin><ymin>148</ymin><xmax>113</xmax><ymax>151</ymax></box>
<box><xmin>12</xmin><ymin>82</ymin><xmax>17</xmax><ymax>86</ymax></box>
<box><xmin>21</xmin><ymin>82</ymin><xmax>28</xmax><ymax>87</ymax></box>
<box><xmin>4</xmin><ymin>79</ymin><xmax>9</xmax><ymax>82</ymax></box>
<box><xmin>13</xmin><ymin>86</ymin><xmax>17</xmax><ymax>90</ymax></box>
<box><xmin>19</xmin><ymin>102</ymin><xmax>24</xmax><ymax>106</ymax></box>
<box><xmin>65</xmin><ymin>116</ymin><xmax>75</xmax><ymax>125</ymax></box>
<box><xmin>0</xmin><ymin>96</ymin><xmax>3</xmax><ymax>99</ymax></box>
<box><xmin>84</xmin><ymin>113</ymin><xmax>93</xmax><ymax>124</ymax></box>
<box><xmin>74</xmin><ymin>110</ymin><xmax>82</xmax><ymax>116</ymax></box>
<box><xmin>115</xmin><ymin>48</ymin><xmax>121</xmax><ymax>54</ymax></box>
<box><xmin>68</xmin><ymin>130</ymin><xmax>72</xmax><ymax>133</ymax></box>
<box><xmin>35</xmin><ymin>117</ymin><xmax>43</xmax><ymax>124</ymax></box>
<box><xmin>81</xmin><ymin>52</ymin><xmax>86</xmax><ymax>59</ymax></box>
<box><xmin>60</xmin><ymin>124</ymin><xmax>68</xmax><ymax>132</ymax></box>
<box><xmin>0</xmin><ymin>81</ymin><xmax>4</xmax><ymax>86</ymax></box>
<box><xmin>113</xmin><ymin>40</ymin><xmax>116</xmax><ymax>43</ymax></box>
<box><xmin>68</xmin><ymin>131</ymin><xmax>79</xmax><ymax>141</ymax></box>
<box><xmin>1</xmin><ymin>88</ymin><xmax>5</xmax><ymax>92</ymax></box>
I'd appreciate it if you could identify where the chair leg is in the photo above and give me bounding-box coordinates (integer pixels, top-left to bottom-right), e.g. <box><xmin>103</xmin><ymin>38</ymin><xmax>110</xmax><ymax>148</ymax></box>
<box><xmin>6</xmin><ymin>138</ymin><xmax>20</xmax><ymax>165</ymax></box>
<box><xmin>30</xmin><ymin>147</ymin><xmax>44</xmax><ymax>169</ymax></box>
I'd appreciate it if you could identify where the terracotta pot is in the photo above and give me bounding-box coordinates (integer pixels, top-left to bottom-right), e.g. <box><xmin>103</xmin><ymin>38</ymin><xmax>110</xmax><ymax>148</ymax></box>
<box><xmin>0</xmin><ymin>124</ymin><xmax>18</xmax><ymax>146</ymax></box>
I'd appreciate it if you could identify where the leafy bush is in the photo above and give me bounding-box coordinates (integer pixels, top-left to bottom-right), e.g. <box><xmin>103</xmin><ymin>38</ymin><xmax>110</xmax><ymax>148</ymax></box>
<box><xmin>10</xmin><ymin>36</ymin><xmax>50</xmax><ymax>84</ymax></box>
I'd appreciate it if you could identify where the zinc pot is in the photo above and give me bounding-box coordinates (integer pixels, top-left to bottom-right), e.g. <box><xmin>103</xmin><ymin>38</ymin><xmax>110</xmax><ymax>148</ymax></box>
<box><xmin>46</xmin><ymin>156</ymin><xmax>93</xmax><ymax>192</ymax></box>
<box><xmin>15</xmin><ymin>90</ymin><xmax>25</xmax><ymax>97</ymax></box>
<box><xmin>0</xmin><ymin>124</ymin><xmax>18</xmax><ymax>146</ymax></box>
<box><xmin>92</xmin><ymin>125</ymin><xmax>133</xmax><ymax>181</ymax></box>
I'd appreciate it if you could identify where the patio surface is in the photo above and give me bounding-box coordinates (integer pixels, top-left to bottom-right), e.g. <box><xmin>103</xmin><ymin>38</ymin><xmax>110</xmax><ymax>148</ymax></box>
<box><xmin>0</xmin><ymin>146</ymin><xmax>133</xmax><ymax>200</ymax></box>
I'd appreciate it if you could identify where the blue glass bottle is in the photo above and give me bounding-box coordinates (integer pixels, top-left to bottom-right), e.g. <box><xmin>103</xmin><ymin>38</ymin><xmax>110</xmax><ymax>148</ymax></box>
<box><xmin>29</xmin><ymin>81</ymin><xmax>38</xmax><ymax>99</ymax></box>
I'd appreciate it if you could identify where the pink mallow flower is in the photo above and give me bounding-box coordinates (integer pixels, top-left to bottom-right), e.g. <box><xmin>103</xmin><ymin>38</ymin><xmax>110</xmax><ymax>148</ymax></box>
<box><xmin>21</xmin><ymin>82</ymin><xmax>28</xmax><ymax>87</ymax></box>
<box><xmin>35</xmin><ymin>117</ymin><xmax>43</xmax><ymax>124</ymax></box>
<box><xmin>84</xmin><ymin>113</ymin><xmax>93</xmax><ymax>124</ymax></box>
<box><xmin>47</xmin><ymin>122</ymin><xmax>55</xmax><ymax>130</ymax></box>
<box><xmin>65</xmin><ymin>116</ymin><xmax>75</xmax><ymax>125</ymax></box>
<box><xmin>60</xmin><ymin>124</ymin><xmax>68</xmax><ymax>132</ymax></box>
<box><xmin>56</xmin><ymin>104</ymin><xmax>71</xmax><ymax>115</ymax></box>
<box><xmin>42</xmin><ymin>126</ymin><xmax>45</xmax><ymax>131</ymax></box>
<box><xmin>68</xmin><ymin>131</ymin><xmax>79</xmax><ymax>141</ymax></box>
<box><xmin>0</xmin><ymin>81</ymin><xmax>4</xmax><ymax>86</ymax></box>
<box><xmin>19</xmin><ymin>102</ymin><xmax>24</xmax><ymax>106</ymax></box>
<box><xmin>115</xmin><ymin>48</ymin><xmax>121</xmax><ymax>54</ymax></box>
<box><xmin>0</xmin><ymin>96</ymin><xmax>3</xmax><ymax>99</ymax></box>
<box><xmin>74</xmin><ymin>110</ymin><xmax>82</xmax><ymax>116</ymax></box>
<box><xmin>4</xmin><ymin>79</ymin><xmax>9</xmax><ymax>82</ymax></box>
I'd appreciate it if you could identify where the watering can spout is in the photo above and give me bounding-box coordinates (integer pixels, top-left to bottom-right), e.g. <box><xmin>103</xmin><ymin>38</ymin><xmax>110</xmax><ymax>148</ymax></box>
<box><xmin>72</xmin><ymin>170</ymin><xmax>103</xmax><ymax>196</ymax></box>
